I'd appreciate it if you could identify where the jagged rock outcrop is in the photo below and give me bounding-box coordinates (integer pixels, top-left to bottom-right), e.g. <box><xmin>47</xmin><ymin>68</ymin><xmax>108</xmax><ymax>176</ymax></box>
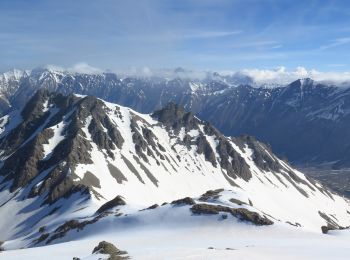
<box><xmin>190</xmin><ymin>204</ymin><xmax>273</xmax><ymax>226</ymax></box>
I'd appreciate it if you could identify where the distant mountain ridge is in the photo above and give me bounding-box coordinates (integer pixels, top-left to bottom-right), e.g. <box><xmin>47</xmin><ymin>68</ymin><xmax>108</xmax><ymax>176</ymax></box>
<box><xmin>1</xmin><ymin>68</ymin><xmax>350</xmax><ymax>169</ymax></box>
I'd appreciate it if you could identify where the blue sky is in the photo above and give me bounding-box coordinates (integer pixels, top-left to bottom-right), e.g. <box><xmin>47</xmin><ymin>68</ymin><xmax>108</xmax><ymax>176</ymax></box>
<box><xmin>1</xmin><ymin>0</ymin><xmax>350</xmax><ymax>72</ymax></box>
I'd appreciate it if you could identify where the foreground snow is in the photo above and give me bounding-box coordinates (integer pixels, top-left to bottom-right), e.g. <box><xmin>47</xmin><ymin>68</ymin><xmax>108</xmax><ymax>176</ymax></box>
<box><xmin>2</xmin><ymin>224</ymin><xmax>350</xmax><ymax>260</ymax></box>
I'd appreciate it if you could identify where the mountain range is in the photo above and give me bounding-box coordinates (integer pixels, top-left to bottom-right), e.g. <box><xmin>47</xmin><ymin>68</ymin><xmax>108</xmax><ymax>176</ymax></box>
<box><xmin>1</xmin><ymin>68</ymin><xmax>350</xmax><ymax>171</ymax></box>
<box><xmin>2</xmin><ymin>68</ymin><xmax>350</xmax><ymax>199</ymax></box>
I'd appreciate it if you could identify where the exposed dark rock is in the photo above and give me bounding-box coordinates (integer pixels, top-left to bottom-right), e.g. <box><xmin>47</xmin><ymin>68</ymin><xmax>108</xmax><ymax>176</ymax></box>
<box><xmin>199</xmin><ymin>189</ymin><xmax>224</xmax><ymax>201</ymax></box>
<box><xmin>319</xmin><ymin>211</ymin><xmax>339</xmax><ymax>229</ymax></box>
<box><xmin>321</xmin><ymin>225</ymin><xmax>337</xmax><ymax>234</ymax></box>
<box><xmin>147</xmin><ymin>204</ymin><xmax>159</xmax><ymax>210</ymax></box>
<box><xmin>39</xmin><ymin>226</ymin><xmax>46</xmax><ymax>233</ymax></box>
<box><xmin>152</xmin><ymin>102</ymin><xmax>200</xmax><ymax>133</ymax></box>
<box><xmin>92</xmin><ymin>241</ymin><xmax>119</xmax><ymax>255</ymax></box>
<box><xmin>1</xmin><ymin>128</ymin><xmax>54</xmax><ymax>192</ymax></box>
<box><xmin>46</xmin><ymin>214</ymin><xmax>108</xmax><ymax>244</ymax></box>
<box><xmin>46</xmin><ymin>177</ymin><xmax>89</xmax><ymax>204</ymax></box>
<box><xmin>140</xmin><ymin>204</ymin><xmax>159</xmax><ymax>211</ymax></box>
<box><xmin>229</xmin><ymin>198</ymin><xmax>247</xmax><ymax>206</ymax></box>
<box><xmin>182</xmin><ymin>134</ymin><xmax>193</xmax><ymax>149</ymax></box>
<box><xmin>191</xmin><ymin>204</ymin><xmax>273</xmax><ymax>225</ymax></box>
<box><xmin>237</xmin><ymin>135</ymin><xmax>282</xmax><ymax>173</ymax></box>
<box><xmin>92</xmin><ymin>241</ymin><xmax>129</xmax><ymax>259</ymax></box>
<box><xmin>216</xmin><ymin>137</ymin><xmax>252</xmax><ymax>181</ymax></box>
<box><xmin>130</xmin><ymin>117</ymin><xmax>149</xmax><ymax>162</ymax></box>
<box><xmin>34</xmin><ymin>233</ymin><xmax>49</xmax><ymax>244</ymax></box>
<box><xmin>286</xmin><ymin>221</ymin><xmax>301</xmax><ymax>227</ymax></box>
<box><xmin>196</xmin><ymin>134</ymin><xmax>217</xmax><ymax>167</ymax></box>
<box><xmin>171</xmin><ymin>197</ymin><xmax>196</xmax><ymax>206</ymax></box>
<box><xmin>203</xmin><ymin>122</ymin><xmax>220</xmax><ymax>136</ymax></box>
<box><xmin>96</xmin><ymin>196</ymin><xmax>126</xmax><ymax>214</ymax></box>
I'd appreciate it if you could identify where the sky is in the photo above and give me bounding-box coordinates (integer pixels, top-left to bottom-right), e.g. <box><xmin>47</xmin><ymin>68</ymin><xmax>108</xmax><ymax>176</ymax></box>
<box><xmin>1</xmin><ymin>0</ymin><xmax>350</xmax><ymax>74</ymax></box>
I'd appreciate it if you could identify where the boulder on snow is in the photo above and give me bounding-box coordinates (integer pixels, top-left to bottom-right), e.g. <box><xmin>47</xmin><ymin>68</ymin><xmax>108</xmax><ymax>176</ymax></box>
<box><xmin>92</xmin><ymin>241</ymin><xmax>129</xmax><ymax>259</ymax></box>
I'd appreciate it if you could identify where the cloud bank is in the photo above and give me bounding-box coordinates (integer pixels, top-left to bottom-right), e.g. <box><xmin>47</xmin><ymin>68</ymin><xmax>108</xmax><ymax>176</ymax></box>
<box><xmin>118</xmin><ymin>66</ymin><xmax>350</xmax><ymax>85</ymax></box>
<box><xmin>22</xmin><ymin>63</ymin><xmax>350</xmax><ymax>86</ymax></box>
<box><xmin>227</xmin><ymin>67</ymin><xmax>350</xmax><ymax>85</ymax></box>
<box><xmin>45</xmin><ymin>63</ymin><xmax>103</xmax><ymax>75</ymax></box>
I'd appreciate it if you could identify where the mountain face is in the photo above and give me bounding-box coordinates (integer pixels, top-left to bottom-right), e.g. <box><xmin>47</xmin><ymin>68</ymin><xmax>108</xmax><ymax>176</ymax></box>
<box><xmin>0</xmin><ymin>90</ymin><xmax>350</xmax><ymax>250</ymax></box>
<box><xmin>1</xmin><ymin>69</ymin><xmax>350</xmax><ymax>170</ymax></box>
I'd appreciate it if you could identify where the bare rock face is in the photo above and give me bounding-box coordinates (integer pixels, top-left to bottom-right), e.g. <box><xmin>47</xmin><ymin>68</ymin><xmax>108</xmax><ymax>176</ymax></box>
<box><xmin>190</xmin><ymin>204</ymin><xmax>273</xmax><ymax>226</ymax></box>
<box><xmin>216</xmin><ymin>136</ymin><xmax>252</xmax><ymax>181</ymax></box>
<box><xmin>96</xmin><ymin>196</ymin><xmax>126</xmax><ymax>214</ymax></box>
<box><xmin>0</xmin><ymin>90</ymin><xmax>126</xmax><ymax>204</ymax></box>
<box><xmin>196</xmin><ymin>134</ymin><xmax>217</xmax><ymax>167</ymax></box>
<box><xmin>152</xmin><ymin>102</ymin><xmax>200</xmax><ymax>133</ymax></box>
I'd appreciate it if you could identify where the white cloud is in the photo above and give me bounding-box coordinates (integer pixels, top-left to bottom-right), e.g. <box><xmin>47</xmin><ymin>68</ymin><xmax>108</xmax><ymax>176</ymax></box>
<box><xmin>67</xmin><ymin>63</ymin><xmax>103</xmax><ymax>74</ymax></box>
<box><xmin>37</xmin><ymin>64</ymin><xmax>350</xmax><ymax>86</ymax></box>
<box><xmin>220</xmin><ymin>67</ymin><xmax>350</xmax><ymax>85</ymax></box>
<box><xmin>116</xmin><ymin>67</ymin><xmax>209</xmax><ymax>80</ymax></box>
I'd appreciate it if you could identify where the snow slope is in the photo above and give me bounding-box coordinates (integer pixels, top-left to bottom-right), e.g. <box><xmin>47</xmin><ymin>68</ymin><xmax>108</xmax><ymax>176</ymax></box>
<box><xmin>2</xmin><ymin>216</ymin><xmax>350</xmax><ymax>260</ymax></box>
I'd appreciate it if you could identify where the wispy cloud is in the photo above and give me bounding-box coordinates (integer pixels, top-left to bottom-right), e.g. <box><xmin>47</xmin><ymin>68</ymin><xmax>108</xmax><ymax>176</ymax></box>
<box><xmin>231</xmin><ymin>40</ymin><xmax>279</xmax><ymax>48</ymax></box>
<box><xmin>182</xmin><ymin>30</ymin><xmax>242</xmax><ymax>39</ymax></box>
<box><xmin>328</xmin><ymin>63</ymin><xmax>346</xmax><ymax>68</ymax></box>
<box><xmin>319</xmin><ymin>37</ymin><xmax>350</xmax><ymax>50</ymax></box>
